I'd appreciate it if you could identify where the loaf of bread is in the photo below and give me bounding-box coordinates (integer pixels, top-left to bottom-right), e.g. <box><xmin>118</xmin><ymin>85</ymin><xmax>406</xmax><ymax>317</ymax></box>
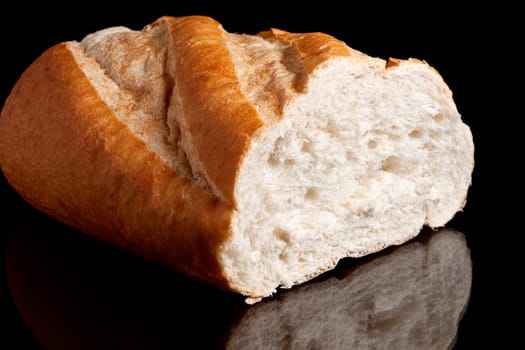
<box><xmin>0</xmin><ymin>15</ymin><xmax>474</xmax><ymax>301</ymax></box>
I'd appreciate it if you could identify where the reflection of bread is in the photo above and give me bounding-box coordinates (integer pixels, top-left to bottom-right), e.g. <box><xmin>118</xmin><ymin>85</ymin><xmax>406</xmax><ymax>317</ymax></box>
<box><xmin>227</xmin><ymin>228</ymin><xmax>472</xmax><ymax>349</ymax></box>
<box><xmin>7</xmin><ymin>215</ymin><xmax>470</xmax><ymax>348</ymax></box>
<box><xmin>0</xmin><ymin>15</ymin><xmax>474</xmax><ymax>300</ymax></box>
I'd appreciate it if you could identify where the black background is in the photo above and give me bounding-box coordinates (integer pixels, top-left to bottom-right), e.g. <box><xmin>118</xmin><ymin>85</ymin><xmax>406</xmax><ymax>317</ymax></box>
<box><xmin>0</xmin><ymin>2</ymin><xmax>519</xmax><ymax>348</ymax></box>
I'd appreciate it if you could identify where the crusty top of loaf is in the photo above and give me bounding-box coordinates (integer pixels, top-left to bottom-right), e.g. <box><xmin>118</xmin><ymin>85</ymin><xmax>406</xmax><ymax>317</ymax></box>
<box><xmin>151</xmin><ymin>16</ymin><xmax>356</xmax><ymax>205</ymax></box>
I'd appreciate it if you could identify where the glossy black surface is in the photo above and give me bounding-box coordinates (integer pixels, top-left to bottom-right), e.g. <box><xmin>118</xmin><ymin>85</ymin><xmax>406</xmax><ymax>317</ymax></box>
<box><xmin>5</xmin><ymin>208</ymin><xmax>471</xmax><ymax>349</ymax></box>
<box><xmin>0</xmin><ymin>3</ymin><xmax>515</xmax><ymax>348</ymax></box>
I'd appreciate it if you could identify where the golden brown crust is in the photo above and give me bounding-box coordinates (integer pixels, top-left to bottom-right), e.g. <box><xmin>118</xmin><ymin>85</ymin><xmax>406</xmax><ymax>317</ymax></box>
<box><xmin>386</xmin><ymin>57</ymin><xmax>401</xmax><ymax>68</ymax></box>
<box><xmin>159</xmin><ymin>16</ymin><xmax>264</xmax><ymax>205</ymax></box>
<box><xmin>258</xmin><ymin>28</ymin><xmax>351</xmax><ymax>91</ymax></box>
<box><xmin>0</xmin><ymin>42</ymin><xmax>233</xmax><ymax>289</ymax></box>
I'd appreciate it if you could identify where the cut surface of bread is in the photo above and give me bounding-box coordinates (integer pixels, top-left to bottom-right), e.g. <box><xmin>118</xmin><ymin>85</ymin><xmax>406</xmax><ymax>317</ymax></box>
<box><xmin>0</xmin><ymin>16</ymin><xmax>474</xmax><ymax>300</ymax></box>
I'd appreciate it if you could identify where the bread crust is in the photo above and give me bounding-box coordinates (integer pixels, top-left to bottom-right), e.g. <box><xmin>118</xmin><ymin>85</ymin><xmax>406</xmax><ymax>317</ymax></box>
<box><xmin>258</xmin><ymin>28</ymin><xmax>351</xmax><ymax>80</ymax></box>
<box><xmin>0</xmin><ymin>41</ymin><xmax>233</xmax><ymax>289</ymax></box>
<box><xmin>155</xmin><ymin>16</ymin><xmax>263</xmax><ymax>205</ymax></box>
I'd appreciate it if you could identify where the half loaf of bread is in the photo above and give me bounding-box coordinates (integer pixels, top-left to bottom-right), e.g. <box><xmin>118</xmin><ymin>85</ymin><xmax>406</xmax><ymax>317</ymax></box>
<box><xmin>0</xmin><ymin>15</ymin><xmax>474</xmax><ymax>301</ymax></box>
